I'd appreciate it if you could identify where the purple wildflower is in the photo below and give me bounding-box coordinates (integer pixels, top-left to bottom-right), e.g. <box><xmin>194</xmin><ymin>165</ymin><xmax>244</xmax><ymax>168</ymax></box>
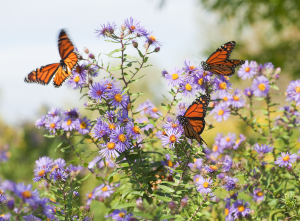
<box><xmin>183</xmin><ymin>59</ymin><xmax>199</xmax><ymax>74</ymax></box>
<box><xmin>103</xmin><ymin>78</ymin><xmax>120</xmax><ymax>91</ymax></box>
<box><xmin>165</xmin><ymin>67</ymin><xmax>184</xmax><ymax>87</ymax></box>
<box><xmin>124</xmin><ymin>17</ymin><xmax>147</xmax><ymax>36</ymax></box>
<box><xmin>222</xmin><ymin>155</ymin><xmax>232</xmax><ymax>172</ymax></box>
<box><xmin>180</xmin><ymin>80</ymin><xmax>197</xmax><ymax>98</ymax></box>
<box><xmin>88</xmin><ymin>82</ymin><xmax>107</xmax><ymax>102</ymax></box>
<box><xmin>146</xmin><ymin>32</ymin><xmax>161</xmax><ymax>47</ymax></box>
<box><xmin>66</xmin><ymin>73</ymin><xmax>86</xmax><ymax>90</ymax></box>
<box><xmin>45</xmin><ymin>116</ymin><xmax>61</xmax><ymax>134</ymax></box>
<box><xmin>62</xmin><ymin>108</ymin><xmax>80</xmax><ymax>119</ymax></box>
<box><xmin>99</xmin><ymin>141</ymin><xmax>120</xmax><ymax>159</ymax></box>
<box><xmin>33</xmin><ymin>167</ymin><xmax>50</xmax><ymax>182</ymax></box>
<box><xmin>35</xmin><ymin>116</ymin><xmax>47</xmax><ymax>129</ymax></box>
<box><xmin>176</xmin><ymin>102</ymin><xmax>189</xmax><ymax>116</ymax></box>
<box><xmin>136</xmin><ymin>117</ymin><xmax>153</xmax><ymax>131</ymax></box>
<box><xmin>233</xmin><ymin>134</ymin><xmax>246</xmax><ymax>150</ymax></box>
<box><xmin>286</xmin><ymin>80</ymin><xmax>300</xmax><ymax>106</ymax></box>
<box><xmin>220</xmin><ymin>133</ymin><xmax>236</xmax><ymax>149</ymax></box>
<box><xmin>108</xmin><ymin>89</ymin><xmax>129</xmax><ymax>109</ymax></box>
<box><xmin>126</xmin><ymin>122</ymin><xmax>141</xmax><ymax>140</ymax></box>
<box><xmin>196</xmin><ymin>176</ymin><xmax>213</xmax><ymax>195</ymax></box>
<box><xmin>161</xmin><ymin>129</ymin><xmax>182</xmax><ymax>149</ymax></box>
<box><xmin>47</xmin><ymin>107</ymin><xmax>60</xmax><ymax>117</ymax></box>
<box><xmin>23</xmin><ymin>215</ymin><xmax>42</xmax><ymax>221</ymax></box>
<box><xmin>61</xmin><ymin>117</ymin><xmax>78</xmax><ymax>131</ymax></box>
<box><xmin>275</xmin><ymin>152</ymin><xmax>298</xmax><ymax>167</ymax></box>
<box><xmin>213</xmin><ymin>76</ymin><xmax>232</xmax><ymax>96</ymax></box>
<box><xmin>230</xmin><ymin>89</ymin><xmax>245</xmax><ymax>108</ymax></box>
<box><xmin>188</xmin><ymin>158</ymin><xmax>203</xmax><ymax>171</ymax></box>
<box><xmin>232</xmin><ymin>200</ymin><xmax>250</xmax><ymax>219</ymax></box>
<box><xmin>76</xmin><ymin>117</ymin><xmax>92</xmax><ymax>135</ymax></box>
<box><xmin>95</xmin><ymin>22</ymin><xmax>117</xmax><ymax>38</ymax></box>
<box><xmin>252</xmin><ymin>188</ymin><xmax>264</xmax><ymax>202</ymax></box>
<box><xmin>211</xmin><ymin>103</ymin><xmax>230</xmax><ymax>122</ymax></box>
<box><xmin>107</xmin><ymin>209</ymin><xmax>133</xmax><ymax>221</ymax></box>
<box><xmin>251</xmin><ymin>76</ymin><xmax>270</xmax><ymax>97</ymax></box>
<box><xmin>253</xmin><ymin>143</ymin><xmax>273</xmax><ymax>154</ymax></box>
<box><xmin>50</xmin><ymin>169</ymin><xmax>68</xmax><ymax>182</ymax></box>
<box><xmin>237</xmin><ymin>60</ymin><xmax>258</xmax><ymax>80</ymax></box>
<box><xmin>35</xmin><ymin>157</ymin><xmax>53</xmax><ymax>169</ymax></box>
<box><xmin>244</xmin><ymin>87</ymin><xmax>253</xmax><ymax>97</ymax></box>
<box><xmin>53</xmin><ymin>158</ymin><xmax>66</xmax><ymax>169</ymax></box>
<box><xmin>92</xmin><ymin>120</ymin><xmax>109</xmax><ymax>140</ymax></box>
<box><xmin>111</xmin><ymin>126</ymin><xmax>130</xmax><ymax>152</ymax></box>
<box><xmin>94</xmin><ymin>184</ymin><xmax>114</xmax><ymax>199</ymax></box>
<box><xmin>223</xmin><ymin>176</ymin><xmax>237</xmax><ymax>191</ymax></box>
<box><xmin>15</xmin><ymin>183</ymin><xmax>39</xmax><ymax>204</ymax></box>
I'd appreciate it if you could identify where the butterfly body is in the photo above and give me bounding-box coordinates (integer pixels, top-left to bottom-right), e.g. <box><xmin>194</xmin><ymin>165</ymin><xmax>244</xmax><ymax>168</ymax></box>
<box><xmin>177</xmin><ymin>94</ymin><xmax>210</xmax><ymax>145</ymax></box>
<box><xmin>201</xmin><ymin>41</ymin><xmax>244</xmax><ymax>77</ymax></box>
<box><xmin>24</xmin><ymin>29</ymin><xmax>79</xmax><ymax>88</ymax></box>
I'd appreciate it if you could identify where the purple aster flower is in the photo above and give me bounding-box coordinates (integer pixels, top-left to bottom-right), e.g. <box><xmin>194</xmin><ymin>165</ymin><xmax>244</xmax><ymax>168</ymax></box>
<box><xmin>163</xmin><ymin>118</ymin><xmax>182</xmax><ymax>131</ymax></box>
<box><xmin>86</xmin><ymin>65</ymin><xmax>100</xmax><ymax>78</ymax></box>
<box><xmin>165</xmin><ymin>67</ymin><xmax>185</xmax><ymax>87</ymax></box>
<box><xmin>137</xmin><ymin>100</ymin><xmax>161</xmax><ymax>118</ymax></box>
<box><xmin>94</xmin><ymin>184</ymin><xmax>114</xmax><ymax>199</ymax></box>
<box><xmin>161</xmin><ymin>69</ymin><xmax>168</xmax><ymax>78</ymax></box>
<box><xmin>1</xmin><ymin>180</ymin><xmax>15</xmax><ymax>192</ymax></box>
<box><xmin>45</xmin><ymin>116</ymin><xmax>61</xmax><ymax>134</ymax></box>
<box><xmin>217</xmin><ymin>173</ymin><xmax>225</xmax><ymax>180</ymax></box>
<box><xmin>103</xmin><ymin>78</ymin><xmax>120</xmax><ymax>91</ymax></box>
<box><xmin>203</xmin><ymin>164</ymin><xmax>218</xmax><ymax>173</ymax></box>
<box><xmin>14</xmin><ymin>183</ymin><xmax>39</xmax><ymax>204</ymax></box>
<box><xmin>253</xmin><ymin>143</ymin><xmax>273</xmax><ymax>154</ymax></box>
<box><xmin>180</xmin><ymin>80</ymin><xmax>197</xmax><ymax>98</ymax></box>
<box><xmin>35</xmin><ymin>116</ymin><xmax>47</xmax><ymax>129</ymax></box>
<box><xmin>117</xmin><ymin>108</ymin><xmax>131</xmax><ymax>124</ymax></box>
<box><xmin>161</xmin><ymin>129</ymin><xmax>182</xmax><ymax>149</ymax></box>
<box><xmin>66</xmin><ymin>73</ymin><xmax>86</xmax><ymax>90</ymax></box>
<box><xmin>33</xmin><ymin>166</ymin><xmax>50</xmax><ymax>182</ymax></box>
<box><xmin>73</xmin><ymin>191</ymin><xmax>80</xmax><ymax>197</ymax></box>
<box><xmin>7</xmin><ymin>199</ymin><xmax>14</xmax><ymax>210</ymax></box>
<box><xmin>232</xmin><ymin>200</ymin><xmax>250</xmax><ymax>219</ymax></box>
<box><xmin>219</xmin><ymin>92</ymin><xmax>232</xmax><ymax>106</ymax></box>
<box><xmin>237</xmin><ymin>60</ymin><xmax>258</xmax><ymax>80</ymax></box>
<box><xmin>196</xmin><ymin>176</ymin><xmax>213</xmax><ymax>195</ymax></box>
<box><xmin>262</xmin><ymin>62</ymin><xmax>274</xmax><ymax>76</ymax></box>
<box><xmin>50</xmin><ymin>169</ymin><xmax>68</xmax><ymax>182</ymax></box>
<box><xmin>183</xmin><ymin>59</ymin><xmax>199</xmax><ymax>74</ymax></box>
<box><xmin>95</xmin><ymin>22</ymin><xmax>117</xmax><ymax>38</ymax></box>
<box><xmin>252</xmin><ymin>188</ymin><xmax>264</xmax><ymax>202</ymax></box>
<box><xmin>105</xmin><ymin>111</ymin><xmax>117</xmax><ymax>122</ymax></box>
<box><xmin>92</xmin><ymin>120</ymin><xmax>109</xmax><ymax>140</ymax></box>
<box><xmin>176</xmin><ymin>102</ymin><xmax>189</xmax><ymax>116</ymax></box>
<box><xmin>233</xmin><ymin>134</ymin><xmax>246</xmax><ymax>150</ymax></box>
<box><xmin>61</xmin><ymin>117</ymin><xmax>78</xmax><ymax>131</ymax></box>
<box><xmin>136</xmin><ymin>117</ymin><xmax>154</xmax><ymax>131</ymax></box>
<box><xmin>161</xmin><ymin>154</ymin><xmax>180</xmax><ymax>174</ymax></box>
<box><xmin>53</xmin><ymin>158</ymin><xmax>66</xmax><ymax>168</ymax></box>
<box><xmin>146</xmin><ymin>32</ymin><xmax>161</xmax><ymax>47</ymax></box>
<box><xmin>99</xmin><ymin>141</ymin><xmax>120</xmax><ymax>159</ymax></box>
<box><xmin>88</xmin><ymin>82</ymin><xmax>107</xmax><ymax>102</ymax></box>
<box><xmin>251</xmin><ymin>76</ymin><xmax>270</xmax><ymax>97</ymax></box>
<box><xmin>0</xmin><ymin>193</ymin><xmax>6</xmax><ymax>203</ymax></box>
<box><xmin>220</xmin><ymin>133</ymin><xmax>236</xmax><ymax>149</ymax></box>
<box><xmin>188</xmin><ymin>158</ymin><xmax>203</xmax><ymax>171</ymax></box>
<box><xmin>69</xmin><ymin>164</ymin><xmax>83</xmax><ymax>173</ymax></box>
<box><xmin>108</xmin><ymin>89</ymin><xmax>129</xmax><ymax>109</ymax></box>
<box><xmin>244</xmin><ymin>87</ymin><xmax>253</xmax><ymax>97</ymax></box>
<box><xmin>73</xmin><ymin>64</ymin><xmax>87</xmax><ymax>77</ymax></box>
<box><xmin>223</xmin><ymin>176</ymin><xmax>237</xmax><ymax>191</ymax></box>
<box><xmin>193</xmin><ymin>70</ymin><xmax>209</xmax><ymax>92</ymax></box>
<box><xmin>124</xmin><ymin>17</ymin><xmax>147</xmax><ymax>36</ymax></box>
<box><xmin>107</xmin><ymin>209</ymin><xmax>133</xmax><ymax>221</ymax></box>
<box><xmin>230</xmin><ymin>89</ymin><xmax>245</xmax><ymax>108</ymax></box>
<box><xmin>275</xmin><ymin>152</ymin><xmax>298</xmax><ymax>167</ymax></box>
<box><xmin>76</xmin><ymin>117</ymin><xmax>92</xmax><ymax>135</ymax></box>
<box><xmin>210</xmin><ymin>103</ymin><xmax>230</xmax><ymax>122</ymax></box>
<box><xmin>224</xmin><ymin>205</ymin><xmax>234</xmax><ymax>221</ymax></box>
<box><xmin>213</xmin><ymin>76</ymin><xmax>232</xmax><ymax>96</ymax></box>
<box><xmin>286</xmin><ymin>80</ymin><xmax>300</xmax><ymax>106</ymax></box>
<box><xmin>23</xmin><ymin>214</ymin><xmax>42</xmax><ymax>221</ymax></box>
<box><xmin>111</xmin><ymin>126</ymin><xmax>130</xmax><ymax>152</ymax></box>
<box><xmin>35</xmin><ymin>156</ymin><xmax>53</xmax><ymax>169</ymax></box>
<box><xmin>126</xmin><ymin>122</ymin><xmax>141</xmax><ymax>140</ymax></box>
<box><xmin>47</xmin><ymin>107</ymin><xmax>60</xmax><ymax>117</ymax></box>
<box><xmin>222</xmin><ymin>155</ymin><xmax>232</xmax><ymax>172</ymax></box>
<box><xmin>62</xmin><ymin>108</ymin><xmax>80</xmax><ymax>119</ymax></box>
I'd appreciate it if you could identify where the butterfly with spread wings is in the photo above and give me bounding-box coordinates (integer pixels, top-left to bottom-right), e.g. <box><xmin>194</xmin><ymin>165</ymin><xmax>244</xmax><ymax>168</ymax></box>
<box><xmin>201</xmin><ymin>41</ymin><xmax>244</xmax><ymax>77</ymax></box>
<box><xmin>24</xmin><ymin>29</ymin><xmax>79</xmax><ymax>87</ymax></box>
<box><xmin>177</xmin><ymin>94</ymin><xmax>210</xmax><ymax>145</ymax></box>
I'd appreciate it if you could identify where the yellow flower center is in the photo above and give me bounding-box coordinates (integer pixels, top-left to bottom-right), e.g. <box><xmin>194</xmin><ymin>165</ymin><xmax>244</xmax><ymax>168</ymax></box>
<box><xmin>219</xmin><ymin>82</ymin><xmax>227</xmax><ymax>90</ymax></box>
<box><xmin>210</xmin><ymin>165</ymin><xmax>218</xmax><ymax>171</ymax></box>
<box><xmin>102</xmin><ymin>186</ymin><xmax>108</xmax><ymax>192</ymax></box>
<box><xmin>80</xmin><ymin>121</ymin><xmax>87</xmax><ymax>129</ymax></box>
<box><xmin>130</xmin><ymin>25</ymin><xmax>136</xmax><ymax>30</ymax></box>
<box><xmin>283</xmin><ymin>155</ymin><xmax>290</xmax><ymax>162</ymax></box>
<box><xmin>247</xmin><ymin>92</ymin><xmax>251</xmax><ymax>96</ymax></box>
<box><xmin>223</xmin><ymin>96</ymin><xmax>228</xmax><ymax>101</ymax></box>
<box><xmin>109</xmin><ymin>124</ymin><xmax>116</xmax><ymax>130</ymax></box>
<box><xmin>185</xmin><ymin>83</ymin><xmax>192</xmax><ymax>91</ymax></box>
<box><xmin>167</xmin><ymin>160</ymin><xmax>173</xmax><ymax>167</ymax></box>
<box><xmin>74</xmin><ymin>76</ymin><xmax>80</xmax><ymax>83</ymax></box>
<box><xmin>119</xmin><ymin>212</ymin><xmax>125</xmax><ymax>218</ymax></box>
<box><xmin>38</xmin><ymin>169</ymin><xmax>46</xmax><ymax>177</ymax></box>
<box><xmin>193</xmin><ymin>158</ymin><xmax>197</xmax><ymax>163</ymax></box>
<box><xmin>172</xmin><ymin>73</ymin><xmax>179</xmax><ymax>80</ymax></box>
<box><xmin>132</xmin><ymin>126</ymin><xmax>140</xmax><ymax>134</ymax></box>
<box><xmin>258</xmin><ymin>83</ymin><xmax>266</xmax><ymax>91</ymax></box>
<box><xmin>212</xmin><ymin>145</ymin><xmax>218</xmax><ymax>152</ymax></box>
<box><xmin>107</xmin><ymin>142</ymin><xmax>116</xmax><ymax>150</ymax></box>
<box><xmin>172</xmin><ymin>123</ymin><xmax>178</xmax><ymax>128</ymax></box>
<box><xmin>196</xmin><ymin>177</ymin><xmax>199</xmax><ymax>182</ymax></box>
<box><xmin>88</xmin><ymin>193</ymin><xmax>93</xmax><ymax>199</ymax></box>
<box><xmin>295</xmin><ymin>87</ymin><xmax>300</xmax><ymax>93</ymax></box>
<box><xmin>224</xmin><ymin>76</ymin><xmax>229</xmax><ymax>80</ymax></box>
<box><xmin>226</xmin><ymin>137</ymin><xmax>231</xmax><ymax>142</ymax></box>
<box><xmin>118</xmin><ymin>134</ymin><xmax>127</xmax><ymax>143</ymax></box>
<box><xmin>169</xmin><ymin>135</ymin><xmax>177</xmax><ymax>143</ymax></box>
<box><xmin>162</xmin><ymin>131</ymin><xmax>167</xmax><ymax>136</ymax></box>
<box><xmin>149</xmin><ymin>35</ymin><xmax>156</xmax><ymax>42</ymax></box>
<box><xmin>0</xmin><ymin>190</ymin><xmax>3</xmax><ymax>195</ymax></box>
<box><xmin>114</xmin><ymin>94</ymin><xmax>122</xmax><ymax>102</ymax></box>
<box><xmin>152</xmin><ymin>107</ymin><xmax>158</xmax><ymax>112</ymax></box>
<box><xmin>67</xmin><ymin>119</ymin><xmax>72</xmax><ymax>126</ymax></box>
<box><xmin>106</xmin><ymin>83</ymin><xmax>112</xmax><ymax>89</ymax></box>
<box><xmin>203</xmin><ymin>182</ymin><xmax>209</xmax><ymax>188</ymax></box>
<box><xmin>218</xmin><ymin>110</ymin><xmax>224</xmax><ymax>116</ymax></box>
<box><xmin>235</xmin><ymin>139</ymin><xmax>240</xmax><ymax>145</ymax></box>
<box><xmin>189</xmin><ymin>65</ymin><xmax>196</xmax><ymax>70</ymax></box>
<box><xmin>224</xmin><ymin>208</ymin><xmax>229</xmax><ymax>216</ymax></box>
<box><xmin>22</xmin><ymin>190</ymin><xmax>32</xmax><ymax>199</ymax></box>
<box><xmin>198</xmin><ymin>78</ymin><xmax>203</xmax><ymax>85</ymax></box>
<box><xmin>245</xmin><ymin>67</ymin><xmax>250</xmax><ymax>72</ymax></box>
<box><xmin>238</xmin><ymin>205</ymin><xmax>245</xmax><ymax>212</ymax></box>
<box><xmin>50</xmin><ymin>123</ymin><xmax>56</xmax><ymax>128</ymax></box>
<box><xmin>203</xmin><ymin>72</ymin><xmax>208</xmax><ymax>76</ymax></box>
<box><xmin>233</xmin><ymin>95</ymin><xmax>239</xmax><ymax>101</ymax></box>
<box><xmin>256</xmin><ymin>191</ymin><xmax>263</xmax><ymax>197</ymax></box>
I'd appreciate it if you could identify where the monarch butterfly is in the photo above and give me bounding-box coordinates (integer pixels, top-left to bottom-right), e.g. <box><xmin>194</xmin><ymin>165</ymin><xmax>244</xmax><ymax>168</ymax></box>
<box><xmin>24</xmin><ymin>29</ymin><xmax>79</xmax><ymax>87</ymax></box>
<box><xmin>177</xmin><ymin>94</ymin><xmax>210</xmax><ymax>145</ymax></box>
<box><xmin>201</xmin><ymin>41</ymin><xmax>244</xmax><ymax>77</ymax></box>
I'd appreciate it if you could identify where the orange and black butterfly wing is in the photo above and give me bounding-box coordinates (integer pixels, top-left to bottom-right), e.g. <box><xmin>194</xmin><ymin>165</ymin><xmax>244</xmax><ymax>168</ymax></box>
<box><xmin>183</xmin><ymin>120</ymin><xmax>206</xmax><ymax>145</ymax></box>
<box><xmin>207</xmin><ymin>64</ymin><xmax>235</xmax><ymax>77</ymax></box>
<box><xmin>206</xmin><ymin>41</ymin><xmax>236</xmax><ymax>64</ymax></box>
<box><xmin>184</xmin><ymin>94</ymin><xmax>210</xmax><ymax>118</ymax></box>
<box><xmin>25</xmin><ymin>63</ymin><xmax>60</xmax><ymax>85</ymax></box>
<box><xmin>53</xmin><ymin>66</ymin><xmax>72</xmax><ymax>87</ymax></box>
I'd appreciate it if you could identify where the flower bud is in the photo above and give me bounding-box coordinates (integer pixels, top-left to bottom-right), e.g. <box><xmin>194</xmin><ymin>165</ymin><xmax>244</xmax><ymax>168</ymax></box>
<box><xmin>7</xmin><ymin>199</ymin><xmax>14</xmax><ymax>210</ymax></box>
<box><xmin>132</xmin><ymin>40</ymin><xmax>138</xmax><ymax>48</ymax></box>
<box><xmin>84</xmin><ymin>47</ymin><xmax>89</xmax><ymax>54</ymax></box>
<box><xmin>180</xmin><ymin>197</ymin><xmax>188</xmax><ymax>208</ymax></box>
<box><xmin>168</xmin><ymin>201</ymin><xmax>176</xmax><ymax>210</ymax></box>
<box><xmin>287</xmin><ymin>165</ymin><xmax>293</xmax><ymax>172</ymax></box>
<box><xmin>136</xmin><ymin>198</ymin><xmax>144</xmax><ymax>211</ymax></box>
<box><xmin>271</xmin><ymin>167</ymin><xmax>275</xmax><ymax>173</ymax></box>
<box><xmin>73</xmin><ymin>191</ymin><xmax>79</xmax><ymax>197</ymax></box>
<box><xmin>154</xmin><ymin>47</ymin><xmax>160</xmax><ymax>52</ymax></box>
<box><xmin>89</xmin><ymin>53</ymin><xmax>95</xmax><ymax>60</ymax></box>
<box><xmin>121</xmin><ymin>23</ymin><xmax>126</xmax><ymax>31</ymax></box>
<box><xmin>78</xmin><ymin>55</ymin><xmax>83</xmax><ymax>60</ymax></box>
<box><xmin>85</xmin><ymin>205</ymin><xmax>90</xmax><ymax>212</ymax></box>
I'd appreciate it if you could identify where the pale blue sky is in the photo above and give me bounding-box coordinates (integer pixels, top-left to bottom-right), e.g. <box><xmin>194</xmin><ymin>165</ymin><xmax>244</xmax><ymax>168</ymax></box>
<box><xmin>0</xmin><ymin>0</ymin><xmax>217</xmax><ymax>124</ymax></box>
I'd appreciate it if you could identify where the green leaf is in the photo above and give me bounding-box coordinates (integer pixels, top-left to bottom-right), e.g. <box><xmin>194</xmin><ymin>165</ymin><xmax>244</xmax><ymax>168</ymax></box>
<box><xmin>143</xmin><ymin>57</ymin><xmax>149</xmax><ymax>63</ymax></box>
<box><xmin>106</xmin><ymin>48</ymin><xmax>124</xmax><ymax>58</ymax></box>
<box><xmin>158</xmin><ymin>185</ymin><xmax>175</xmax><ymax>193</ymax></box>
<box><xmin>112</xmin><ymin>202</ymin><xmax>136</xmax><ymax>209</ymax></box>
<box><xmin>160</xmin><ymin>215</ymin><xmax>176</xmax><ymax>220</ymax></box>
<box><xmin>108</xmin><ymin>65</ymin><xmax>121</xmax><ymax>72</ymax></box>
<box><xmin>132</xmin><ymin>212</ymin><xmax>153</xmax><ymax>219</ymax></box>
<box><xmin>77</xmin><ymin>173</ymin><xmax>92</xmax><ymax>183</ymax></box>
<box><xmin>270</xmin><ymin>84</ymin><xmax>279</xmax><ymax>90</ymax></box>
<box><xmin>44</xmin><ymin>134</ymin><xmax>55</xmax><ymax>138</ymax></box>
<box><xmin>152</xmin><ymin>194</ymin><xmax>172</xmax><ymax>202</ymax></box>
<box><xmin>105</xmin><ymin>40</ymin><xmax>119</xmax><ymax>43</ymax></box>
